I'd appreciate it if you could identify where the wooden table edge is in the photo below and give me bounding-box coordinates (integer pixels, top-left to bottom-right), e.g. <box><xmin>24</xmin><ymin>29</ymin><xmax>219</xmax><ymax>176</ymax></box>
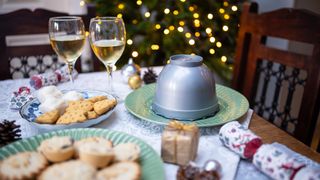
<box><xmin>249</xmin><ymin>113</ymin><xmax>320</xmax><ymax>163</ymax></box>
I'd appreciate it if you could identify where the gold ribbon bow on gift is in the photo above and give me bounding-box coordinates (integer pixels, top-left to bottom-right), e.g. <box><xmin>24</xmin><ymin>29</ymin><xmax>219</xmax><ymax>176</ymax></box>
<box><xmin>167</xmin><ymin>120</ymin><xmax>197</xmax><ymax>131</ymax></box>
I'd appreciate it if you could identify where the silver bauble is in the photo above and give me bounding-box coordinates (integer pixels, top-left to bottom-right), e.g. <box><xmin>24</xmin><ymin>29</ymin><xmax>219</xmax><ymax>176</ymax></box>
<box><xmin>121</xmin><ymin>58</ymin><xmax>141</xmax><ymax>83</ymax></box>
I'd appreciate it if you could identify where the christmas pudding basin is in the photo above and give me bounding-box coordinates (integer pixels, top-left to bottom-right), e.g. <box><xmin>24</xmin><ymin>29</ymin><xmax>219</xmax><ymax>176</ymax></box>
<box><xmin>152</xmin><ymin>54</ymin><xmax>219</xmax><ymax>120</ymax></box>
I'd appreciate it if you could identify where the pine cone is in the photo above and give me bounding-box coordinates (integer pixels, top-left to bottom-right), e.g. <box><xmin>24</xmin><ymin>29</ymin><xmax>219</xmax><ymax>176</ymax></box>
<box><xmin>143</xmin><ymin>68</ymin><xmax>158</xmax><ymax>84</ymax></box>
<box><xmin>0</xmin><ymin>120</ymin><xmax>21</xmax><ymax>147</ymax></box>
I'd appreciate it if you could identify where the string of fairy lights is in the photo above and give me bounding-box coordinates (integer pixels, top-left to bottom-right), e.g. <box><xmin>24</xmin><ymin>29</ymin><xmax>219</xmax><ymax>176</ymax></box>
<box><xmin>80</xmin><ymin>0</ymin><xmax>239</xmax><ymax>65</ymax></box>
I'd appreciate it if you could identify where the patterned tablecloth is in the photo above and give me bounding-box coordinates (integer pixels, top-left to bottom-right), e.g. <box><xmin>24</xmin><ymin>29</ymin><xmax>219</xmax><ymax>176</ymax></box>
<box><xmin>1</xmin><ymin>67</ymin><xmax>316</xmax><ymax>180</ymax></box>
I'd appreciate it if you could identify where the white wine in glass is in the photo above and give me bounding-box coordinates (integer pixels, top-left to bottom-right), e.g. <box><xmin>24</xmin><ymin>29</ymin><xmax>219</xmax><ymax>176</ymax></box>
<box><xmin>49</xmin><ymin>16</ymin><xmax>86</xmax><ymax>85</ymax></box>
<box><xmin>89</xmin><ymin>17</ymin><xmax>126</xmax><ymax>94</ymax></box>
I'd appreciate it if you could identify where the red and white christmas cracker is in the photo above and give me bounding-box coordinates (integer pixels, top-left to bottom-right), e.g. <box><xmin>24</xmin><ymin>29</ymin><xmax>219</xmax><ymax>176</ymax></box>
<box><xmin>219</xmin><ymin>121</ymin><xmax>320</xmax><ymax>180</ymax></box>
<box><xmin>29</xmin><ymin>65</ymin><xmax>78</xmax><ymax>89</ymax></box>
<box><xmin>219</xmin><ymin>121</ymin><xmax>262</xmax><ymax>159</ymax></box>
<box><xmin>253</xmin><ymin>144</ymin><xmax>305</xmax><ymax>180</ymax></box>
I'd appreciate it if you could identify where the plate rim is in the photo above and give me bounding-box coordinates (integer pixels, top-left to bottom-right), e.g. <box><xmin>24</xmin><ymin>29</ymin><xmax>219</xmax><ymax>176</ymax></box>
<box><xmin>0</xmin><ymin>128</ymin><xmax>165</xmax><ymax>180</ymax></box>
<box><xmin>125</xmin><ymin>83</ymin><xmax>249</xmax><ymax>127</ymax></box>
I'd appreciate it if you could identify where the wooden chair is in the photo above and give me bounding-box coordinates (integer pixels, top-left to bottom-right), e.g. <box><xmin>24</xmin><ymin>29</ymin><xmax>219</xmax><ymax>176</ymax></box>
<box><xmin>0</xmin><ymin>4</ymin><xmax>96</xmax><ymax>80</ymax></box>
<box><xmin>232</xmin><ymin>2</ymin><xmax>320</xmax><ymax>146</ymax></box>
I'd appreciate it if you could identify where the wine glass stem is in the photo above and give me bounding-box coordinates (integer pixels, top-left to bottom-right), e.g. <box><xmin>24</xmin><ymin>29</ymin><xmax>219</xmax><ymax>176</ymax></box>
<box><xmin>105</xmin><ymin>64</ymin><xmax>113</xmax><ymax>93</ymax></box>
<box><xmin>67</xmin><ymin>62</ymin><xmax>74</xmax><ymax>85</ymax></box>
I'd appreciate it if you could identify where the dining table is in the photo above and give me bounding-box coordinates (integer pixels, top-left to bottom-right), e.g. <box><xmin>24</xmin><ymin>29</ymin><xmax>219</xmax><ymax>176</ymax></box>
<box><xmin>0</xmin><ymin>66</ymin><xmax>319</xmax><ymax>180</ymax></box>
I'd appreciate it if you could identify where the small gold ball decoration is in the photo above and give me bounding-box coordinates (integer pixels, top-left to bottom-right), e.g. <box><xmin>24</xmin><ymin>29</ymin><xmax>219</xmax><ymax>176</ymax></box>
<box><xmin>128</xmin><ymin>74</ymin><xmax>142</xmax><ymax>89</ymax></box>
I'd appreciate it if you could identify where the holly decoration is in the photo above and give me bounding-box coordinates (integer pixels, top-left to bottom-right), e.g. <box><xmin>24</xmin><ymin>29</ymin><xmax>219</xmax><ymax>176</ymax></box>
<box><xmin>0</xmin><ymin>120</ymin><xmax>21</xmax><ymax>147</ymax></box>
<box><xmin>143</xmin><ymin>68</ymin><xmax>158</xmax><ymax>84</ymax></box>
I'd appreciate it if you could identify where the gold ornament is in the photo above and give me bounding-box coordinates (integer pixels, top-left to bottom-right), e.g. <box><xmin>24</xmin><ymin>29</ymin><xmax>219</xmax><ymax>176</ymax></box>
<box><xmin>128</xmin><ymin>74</ymin><xmax>142</xmax><ymax>89</ymax></box>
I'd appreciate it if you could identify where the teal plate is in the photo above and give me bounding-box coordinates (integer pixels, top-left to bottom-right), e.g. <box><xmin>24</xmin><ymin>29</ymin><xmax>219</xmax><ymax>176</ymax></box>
<box><xmin>0</xmin><ymin>128</ymin><xmax>165</xmax><ymax>180</ymax></box>
<box><xmin>125</xmin><ymin>83</ymin><xmax>249</xmax><ymax>127</ymax></box>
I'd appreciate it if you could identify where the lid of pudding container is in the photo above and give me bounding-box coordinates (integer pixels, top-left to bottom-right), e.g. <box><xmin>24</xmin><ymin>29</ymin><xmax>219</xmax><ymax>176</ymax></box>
<box><xmin>170</xmin><ymin>54</ymin><xmax>203</xmax><ymax>67</ymax></box>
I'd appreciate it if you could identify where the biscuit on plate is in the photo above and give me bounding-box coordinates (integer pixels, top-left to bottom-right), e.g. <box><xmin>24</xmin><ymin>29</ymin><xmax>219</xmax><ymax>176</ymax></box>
<box><xmin>66</xmin><ymin>100</ymin><xmax>93</xmax><ymax>113</ymax></box>
<box><xmin>56</xmin><ymin>111</ymin><xmax>87</xmax><ymax>124</ymax></box>
<box><xmin>0</xmin><ymin>152</ymin><xmax>48</xmax><ymax>180</ymax></box>
<box><xmin>87</xmin><ymin>95</ymin><xmax>107</xmax><ymax>103</ymax></box>
<box><xmin>38</xmin><ymin>136</ymin><xmax>74</xmax><ymax>163</ymax></box>
<box><xmin>113</xmin><ymin>143</ymin><xmax>140</xmax><ymax>162</ymax></box>
<box><xmin>39</xmin><ymin>160</ymin><xmax>96</xmax><ymax>180</ymax></box>
<box><xmin>87</xmin><ymin>111</ymin><xmax>98</xmax><ymax>119</ymax></box>
<box><xmin>36</xmin><ymin>110</ymin><xmax>60</xmax><ymax>124</ymax></box>
<box><xmin>96</xmin><ymin>162</ymin><xmax>141</xmax><ymax>180</ymax></box>
<box><xmin>74</xmin><ymin>137</ymin><xmax>112</xmax><ymax>157</ymax></box>
<box><xmin>93</xmin><ymin>99</ymin><xmax>117</xmax><ymax>115</ymax></box>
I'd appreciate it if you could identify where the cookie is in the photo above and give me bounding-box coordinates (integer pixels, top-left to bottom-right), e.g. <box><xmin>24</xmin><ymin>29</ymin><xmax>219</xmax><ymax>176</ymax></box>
<box><xmin>36</xmin><ymin>110</ymin><xmax>60</xmax><ymax>124</ymax></box>
<box><xmin>87</xmin><ymin>95</ymin><xmax>107</xmax><ymax>103</ymax></box>
<box><xmin>87</xmin><ymin>111</ymin><xmax>98</xmax><ymax>119</ymax></box>
<box><xmin>74</xmin><ymin>137</ymin><xmax>113</xmax><ymax>157</ymax></box>
<box><xmin>38</xmin><ymin>136</ymin><xmax>75</xmax><ymax>163</ymax></box>
<box><xmin>96</xmin><ymin>162</ymin><xmax>141</xmax><ymax>180</ymax></box>
<box><xmin>56</xmin><ymin>111</ymin><xmax>87</xmax><ymax>124</ymax></box>
<box><xmin>39</xmin><ymin>160</ymin><xmax>96</xmax><ymax>180</ymax></box>
<box><xmin>78</xmin><ymin>141</ymin><xmax>114</xmax><ymax>168</ymax></box>
<box><xmin>113</xmin><ymin>143</ymin><xmax>140</xmax><ymax>162</ymax></box>
<box><xmin>0</xmin><ymin>152</ymin><xmax>48</xmax><ymax>180</ymax></box>
<box><xmin>93</xmin><ymin>99</ymin><xmax>117</xmax><ymax>115</ymax></box>
<box><xmin>66</xmin><ymin>100</ymin><xmax>93</xmax><ymax>113</ymax></box>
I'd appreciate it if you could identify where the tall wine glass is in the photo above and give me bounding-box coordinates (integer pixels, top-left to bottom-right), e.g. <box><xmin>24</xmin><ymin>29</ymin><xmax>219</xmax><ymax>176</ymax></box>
<box><xmin>49</xmin><ymin>16</ymin><xmax>86</xmax><ymax>85</ymax></box>
<box><xmin>89</xmin><ymin>17</ymin><xmax>126</xmax><ymax>94</ymax></box>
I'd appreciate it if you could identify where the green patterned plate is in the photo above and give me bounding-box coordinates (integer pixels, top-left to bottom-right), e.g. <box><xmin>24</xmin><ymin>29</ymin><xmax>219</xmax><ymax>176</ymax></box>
<box><xmin>125</xmin><ymin>83</ymin><xmax>249</xmax><ymax>127</ymax></box>
<box><xmin>0</xmin><ymin>128</ymin><xmax>165</xmax><ymax>180</ymax></box>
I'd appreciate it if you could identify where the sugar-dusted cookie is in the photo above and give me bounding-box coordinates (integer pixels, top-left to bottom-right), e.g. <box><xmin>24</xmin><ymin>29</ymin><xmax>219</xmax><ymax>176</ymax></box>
<box><xmin>66</xmin><ymin>100</ymin><xmax>93</xmax><ymax>113</ymax></box>
<box><xmin>96</xmin><ymin>162</ymin><xmax>141</xmax><ymax>180</ymax></box>
<box><xmin>78</xmin><ymin>141</ymin><xmax>114</xmax><ymax>168</ymax></box>
<box><xmin>38</xmin><ymin>136</ymin><xmax>75</xmax><ymax>163</ymax></box>
<box><xmin>0</xmin><ymin>152</ymin><xmax>48</xmax><ymax>180</ymax></box>
<box><xmin>87</xmin><ymin>111</ymin><xmax>98</xmax><ymax>119</ymax></box>
<box><xmin>113</xmin><ymin>143</ymin><xmax>140</xmax><ymax>162</ymax></box>
<box><xmin>56</xmin><ymin>111</ymin><xmax>87</xmax><ymax>124</ymax></box>
<box><xmin>39</xmin><ymin>160</ymin><xmax>96</xmax><ymax>180</ymax></box>
<box><xmin>93</xmin><ymin>99</ymin><xmax>117</xmax><ymax>115</ymax></box>
<box><xmin>36</xmin><ymin>110</ymin><xmax>60</xmax><ymax>124</ymax></box>
<box><xmin>87</xmin><ymin>95</ymin><xmax>107</xmax><ymax>103</ymax></box>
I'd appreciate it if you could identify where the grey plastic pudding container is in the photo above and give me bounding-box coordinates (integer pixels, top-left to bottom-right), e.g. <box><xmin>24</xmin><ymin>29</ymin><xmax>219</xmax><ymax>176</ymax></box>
<box><xmin>152</xmin><ymin>54</ymin><xmax>219</xmax><ymax>120</ymax></box>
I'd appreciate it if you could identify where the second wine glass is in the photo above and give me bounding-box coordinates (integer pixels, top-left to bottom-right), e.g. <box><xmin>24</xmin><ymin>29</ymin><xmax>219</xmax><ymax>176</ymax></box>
<box><xmin>89</xmin><ymin>17</ymin><xmax>126</xmax><ymax>94</ymax></box>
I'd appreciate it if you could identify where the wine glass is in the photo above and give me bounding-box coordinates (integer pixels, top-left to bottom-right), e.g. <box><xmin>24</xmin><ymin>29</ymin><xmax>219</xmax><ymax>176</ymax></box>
<box><xmin>89</xmin><ymin>17</ymin><xmax>126</xmax><ymax>94</ymax></box>
<box><xmin>49</xmin><ymin>16</ymin><xmax>86</xmax><ymax>85</ymax></box>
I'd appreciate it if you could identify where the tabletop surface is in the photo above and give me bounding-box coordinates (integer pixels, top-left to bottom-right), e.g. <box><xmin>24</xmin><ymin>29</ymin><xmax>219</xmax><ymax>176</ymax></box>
<box><xmin>0</xmin><ymin>66</ymin><xmax>319</xmax><ymax>180</ymax></box>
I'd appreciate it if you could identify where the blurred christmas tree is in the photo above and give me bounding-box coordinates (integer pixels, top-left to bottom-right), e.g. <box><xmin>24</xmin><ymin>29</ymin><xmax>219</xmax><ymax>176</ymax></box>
<box><xmin>87</xmin><ymin>0</ymin><xmax>244</xmax><ymax>81</ymax></box>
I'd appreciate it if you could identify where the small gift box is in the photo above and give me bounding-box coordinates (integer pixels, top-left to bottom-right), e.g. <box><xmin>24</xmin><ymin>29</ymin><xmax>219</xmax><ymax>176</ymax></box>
<box><xmin>161</xmin><ymin>121</ymin><xmax>199</xmax><ymax>165</ymax></box>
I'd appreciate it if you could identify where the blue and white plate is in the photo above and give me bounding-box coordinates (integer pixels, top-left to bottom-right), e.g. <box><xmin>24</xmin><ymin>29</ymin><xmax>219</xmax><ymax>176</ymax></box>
<box><xmin>19</xmin><ymin>90</ymin><xmax>116</xmax><ymax>132</ymax></box>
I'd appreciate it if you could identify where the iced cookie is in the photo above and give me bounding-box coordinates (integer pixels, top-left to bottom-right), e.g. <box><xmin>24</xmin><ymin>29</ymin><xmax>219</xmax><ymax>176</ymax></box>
<box><xmin>39</xmin><ymin>97</ymin><xmax>67</xmax><ymax>114</ymax></box>
<box><xmin>113</xmin><ymin>143</ymin><xmax>140</xmax><ymax>162</ymax></box>
<box><xmin>62</xmin><ymin>91</ymin><xmax>84</xmax><ymax>102</ymax></box>
<box><xmin>96</xmin><ymin>162</ymin><xmax>141</xmax><ymax>180</ymax></box>
<box><xmin>36</xmin><ymin>85</ymin><xmax>63</xmax><ymax>103</ymax></box>
<box><xmin>0</xmin><ymin>152</ymin><xmax>48</xmax><ymax>180</ymax></box>
<box><xmin>38</xmin><ymin>136</ymin><xmax>75</xmax><ymax>162</ymax></box>
<box><xmin>93</xmin><ymin>99</ymin><xmax>117</xmax><ymax>115</ymax></box>
<box><xmin>36</xmin><ymin>110</ymin><xmax>60</xmax><ymax>124</ymax></box>
<box><xmin>78</xmin><ymin>141</ymin><xmax>114</xmax><ymax>168</ymax></box>
<box><xmin>39</xmin><ymin>160</ymin><xmax>96</xmax><ymax>180</ymax></box>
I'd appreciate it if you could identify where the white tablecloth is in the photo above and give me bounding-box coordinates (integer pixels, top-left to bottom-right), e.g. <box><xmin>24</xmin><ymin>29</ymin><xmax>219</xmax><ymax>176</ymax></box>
<box><xmin>0</xmin><ymin>67</ymin><xmax>275</xmax><ymax>180</ymax></box>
